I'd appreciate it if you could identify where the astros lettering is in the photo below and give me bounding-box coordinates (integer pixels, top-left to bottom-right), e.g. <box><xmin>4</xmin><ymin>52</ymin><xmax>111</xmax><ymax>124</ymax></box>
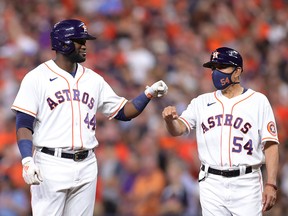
<box><xmin>201</xmin><ymin>114</ymin><xmax>252</xmax><ymax>134</ymax></box>
<box><xmin>47</xmin><ymin>89</ymin><xmax>94</xmax><ymax>110</ymax></box>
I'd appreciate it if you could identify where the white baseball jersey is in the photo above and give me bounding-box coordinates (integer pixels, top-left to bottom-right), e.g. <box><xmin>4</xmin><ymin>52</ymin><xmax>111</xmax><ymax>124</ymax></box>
<box><xmin>179</xmin><ymin>89</ymin><xmax>279</xmax><ymax>168</ymax></box>
<box><xmin>11</xmin><ymin>59</ymin><xmax>127</xmax><ymax>150</ymax></box>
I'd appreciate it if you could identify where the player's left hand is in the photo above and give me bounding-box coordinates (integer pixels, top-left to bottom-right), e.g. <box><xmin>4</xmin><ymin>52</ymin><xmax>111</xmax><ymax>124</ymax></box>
<box><xmin>145</xmin><ymin>80</ymin><xmax>168</xmax><ymax>98</ymax></box>
<box><xmin>262</xmin><ymin>184</ymin><xmax>277</xmax><ymax>212</ymax></box>
<box><xmin>22</xmin><ymin>157</ymin><xmax>43</xmax><ymax>185</ymax></box>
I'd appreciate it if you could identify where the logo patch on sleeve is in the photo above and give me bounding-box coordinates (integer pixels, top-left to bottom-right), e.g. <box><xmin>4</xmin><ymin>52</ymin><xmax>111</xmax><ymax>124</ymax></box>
<box><xmin>267</xmin><ymin>121</ymin><xmax>277</xmax><ymax>136</ymax></box>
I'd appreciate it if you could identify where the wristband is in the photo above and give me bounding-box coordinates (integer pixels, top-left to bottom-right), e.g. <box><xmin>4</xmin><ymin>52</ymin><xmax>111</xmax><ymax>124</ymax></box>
<box><xmin>265</xmin><ymin>183</ymin><xmax>278</xmax><ymax>191</ymax></box>
<box><xmin>131</xmin><ymin>92</ymin><xmax>151</xmax><ymax>112</ymax></box>
<box><xmin>17</xmin><ymin>139</ymin><xmax>33</xmax><ymax>159</ymax></box>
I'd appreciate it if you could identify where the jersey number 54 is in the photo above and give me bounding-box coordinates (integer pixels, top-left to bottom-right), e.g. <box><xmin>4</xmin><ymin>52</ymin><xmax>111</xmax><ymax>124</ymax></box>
<box><xmin>232</xmin><ymin>137</ymin><xmax>253</xmax><ymax>155</ymax></box>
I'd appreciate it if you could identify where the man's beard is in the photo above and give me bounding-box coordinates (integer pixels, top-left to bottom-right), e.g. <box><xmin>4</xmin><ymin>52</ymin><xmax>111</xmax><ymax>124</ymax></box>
<box><xmin>66</xmin><ymin>51</ymin><xmax>86</xmax><ymax>63</ymax></box>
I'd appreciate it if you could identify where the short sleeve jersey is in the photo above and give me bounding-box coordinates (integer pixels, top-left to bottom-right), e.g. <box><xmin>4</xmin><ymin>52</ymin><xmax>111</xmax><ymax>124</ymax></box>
<box><xmin>11</xmin><ymin>60</ymin><xmax>127</xmax><ymax>150</ymax></box>
<box><xmin>179</xmin><ymin>89</ymin><xmax>279</xmax><ymax>167</ymax></box>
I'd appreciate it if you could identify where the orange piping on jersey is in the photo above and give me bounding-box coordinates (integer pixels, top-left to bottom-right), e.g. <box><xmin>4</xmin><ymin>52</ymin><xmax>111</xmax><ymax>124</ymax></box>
<box><xmin>178</xmin><ymin>117</ymin><xmax>191</xmax><ymax>133</ymax></box>
<box><xmin>108</xmin><ymin>99</ymin><xmax>128</xmax><ymax>119</ymax></box>
<box><xmin>214</xmin><ymin>91</ymin><xmax>225</xmax><ymax>167</ymax></box>
<box><xmin>262</xmin><ymin>137</ymin><xmax>279</xmax><ymax>143</ymax></box>
<box><xmin>11</xmin><ymin>106</ymin><xmax>37</xmax><ymax>117</ymax></box>
<box><xmin>44</xmin><ymin>62</ymin><xmax>75</xmax><ymax>149</ymax></box>
<box><xmin>76</xmin><ymin>66</ymin><xmax>85</xmax><ymax>149</ymax></box>
<box><xmin>228</xmin><ymin>92</ymin><xmax>255</xmax><ymax>166</ymax></box>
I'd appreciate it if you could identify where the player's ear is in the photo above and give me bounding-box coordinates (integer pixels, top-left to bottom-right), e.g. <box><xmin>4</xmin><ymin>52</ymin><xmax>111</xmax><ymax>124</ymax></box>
<box><xmin>235</xmin><ymin>67</ymin><xmax>242</xmax><ymax>76</ymax></box>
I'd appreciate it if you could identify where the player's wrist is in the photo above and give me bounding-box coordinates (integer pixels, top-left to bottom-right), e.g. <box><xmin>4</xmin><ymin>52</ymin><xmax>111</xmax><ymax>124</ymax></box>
<box><xmin>22</xmin><ymin>156</ymin><xmax>33</xmax><ymax>165</ymax></box>
<box><xmin>265</xmin><ymin>183</ymin><xmax>278</xmax><ymax>191</ymax></box>
<box><xmin>132</xmin><ymin>92</ymin><xmax>151</xmax><ymax>112</ymax></box>
<box><xmin>18</xmin><ymin>139</ymin><xmax>33</xmax><ymax>159</ymax></box>
<box><xmin>144</xmin><ymin>88</ymin><xmax>154</xmax><ymax>99</ymax></box>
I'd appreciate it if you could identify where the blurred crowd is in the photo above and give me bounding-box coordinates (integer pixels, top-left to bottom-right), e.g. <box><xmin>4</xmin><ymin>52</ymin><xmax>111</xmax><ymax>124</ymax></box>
<box><xmin>0</xmin><ymin>0</ymin><xmax>287</xmax><ymax>215</ymax></box>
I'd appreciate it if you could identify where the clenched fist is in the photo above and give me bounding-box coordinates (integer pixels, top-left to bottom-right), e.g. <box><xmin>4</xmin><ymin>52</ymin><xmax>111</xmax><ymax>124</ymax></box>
<box><xmin>162</xmin><ymin>106</ymin><xmax>187</xmax><ymax>136</ymax></box>
<box><xmin>145</xmin><ymin>80</ymin><xmax>168</xmax><ymax>98</ymax></box>
<box><xmin>162</xmin><ymin>106</ymin><xmax>179</xmax><ymax>121</ymax></box>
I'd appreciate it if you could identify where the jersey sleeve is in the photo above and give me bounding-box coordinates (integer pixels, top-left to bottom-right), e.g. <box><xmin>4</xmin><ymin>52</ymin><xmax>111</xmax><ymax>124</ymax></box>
<box><xmin>97</xmin><ymin>79</ymin><xmax>128</xmax><ymax>119</ymax></box>
<box><xmin>11</xmin><ymin>72</ymin><xmax>39</xmax><ymax>117</ymax></box>
<box><xmin>179</xmin><ymin>98</ymin><xmax>198</xmax><ymax>134</ymax></box>
<box><xmin>259</xmin><ymin>95</ymin><xmax>279</xmax><ymax>145</ymax></box>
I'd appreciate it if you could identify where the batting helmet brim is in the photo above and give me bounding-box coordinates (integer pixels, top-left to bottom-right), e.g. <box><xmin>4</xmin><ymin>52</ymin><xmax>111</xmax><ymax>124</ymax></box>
<box><xmin>70</xmin><ymin>34</ymin><xmax>96</xmax><ymax>40</ymax></box>
<box><xmin>203</xmin><ymin>61</ymin><xmax>234</xmax><ymax>68</ymax></box>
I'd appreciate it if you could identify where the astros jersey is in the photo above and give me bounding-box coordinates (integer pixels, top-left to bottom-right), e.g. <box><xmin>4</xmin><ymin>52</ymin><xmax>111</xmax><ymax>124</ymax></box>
<box><xmin>11</xmin><ymin>60</ymin><xmax>127</xmax><ymax>150</ymax></box>
<box><xmin>179</xmin><ymin>89</ymin><xmax>279</xmax><ymax>168</ymax></box>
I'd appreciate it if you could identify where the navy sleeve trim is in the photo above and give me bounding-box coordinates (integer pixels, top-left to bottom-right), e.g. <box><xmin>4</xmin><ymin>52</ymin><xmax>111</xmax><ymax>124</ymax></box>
<box><xmin>114</xmin><ymin>107</ymin><xmax>132</xmax><ymax>121</ymax></box>
<box><xmin>16</xmin><ymin>111</ymin><xmax>35</xmax><ymax>133</ymax></box>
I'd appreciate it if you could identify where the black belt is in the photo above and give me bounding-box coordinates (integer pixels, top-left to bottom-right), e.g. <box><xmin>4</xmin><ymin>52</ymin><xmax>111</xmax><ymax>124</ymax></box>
<box><xmin>41</xmin><ymin>147</ymin><xmax>91</xmax><ymax>161</ymax></box>
<box><xmin>201</xmin><ymin>165</ymin><xmax>252</xmax><ymax>178</ymax></box>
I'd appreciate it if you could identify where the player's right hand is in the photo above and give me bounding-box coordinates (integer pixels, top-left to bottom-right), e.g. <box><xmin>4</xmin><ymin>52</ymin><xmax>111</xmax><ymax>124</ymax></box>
<box><xmin>162</xmin><ymin>106</ymin><xmax>179</xmax><ymax>121</ymax></box>
<box><xmin>145</xmin><ymin>80</ymin><xmax>168</xmax><ymax>98</ymax></box>
<box><xmin>22</xmin><ymin>156</ymin><xmax>43</xmax><ymax>185</ymax></box>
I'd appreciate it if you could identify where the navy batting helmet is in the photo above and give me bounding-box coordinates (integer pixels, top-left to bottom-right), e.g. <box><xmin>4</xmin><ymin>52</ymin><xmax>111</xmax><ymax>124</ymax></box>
<box><xmin>203</xmin><ymin>47</ymin><xmax>243</xmax><ymax>69</ymax></box>
<box><xmin>50</xmin><ymin>19</ymin><xmax>96</xmax><ymax>54</ymax></box>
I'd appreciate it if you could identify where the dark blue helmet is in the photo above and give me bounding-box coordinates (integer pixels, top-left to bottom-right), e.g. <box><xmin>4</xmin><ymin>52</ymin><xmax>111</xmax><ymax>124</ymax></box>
<box><xmin>203</xmin><ymin>47</ymin><xmax>243</xmax><ymax>69</ymax></box>
<box><xmin>50</xmin><ymin>19</ymin><xmax>96</xmax><ymax>54</ymax></box>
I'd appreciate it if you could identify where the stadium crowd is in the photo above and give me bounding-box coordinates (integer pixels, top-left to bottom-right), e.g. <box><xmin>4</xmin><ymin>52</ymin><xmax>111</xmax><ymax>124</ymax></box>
<box><xmin>0</xmin><ymin>0</ymin><xmax>287</xmax><ymax>215</ymax></box>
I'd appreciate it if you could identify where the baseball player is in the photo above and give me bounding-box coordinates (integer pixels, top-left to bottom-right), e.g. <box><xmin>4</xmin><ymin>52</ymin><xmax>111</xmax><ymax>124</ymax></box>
<box><xmin>11</xmin><ymin>19</ymin><xmax>168</xmax><ymax>216</ymax></box>
<box><xmin>162</xmin><ymin>47</ymin><xmax>279</xmax><ymax>216</ymax></box>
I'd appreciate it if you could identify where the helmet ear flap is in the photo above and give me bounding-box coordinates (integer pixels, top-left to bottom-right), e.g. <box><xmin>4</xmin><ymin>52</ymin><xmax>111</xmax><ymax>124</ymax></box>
<box><xmin>59</xmin><ymin>39</ymin><xmax>75</xmax><ymax>54</ymax></box>
<box><xmin>51</xmin><ymin>32</ymin><xmax>75</xmax><ymax>54</ymax></box>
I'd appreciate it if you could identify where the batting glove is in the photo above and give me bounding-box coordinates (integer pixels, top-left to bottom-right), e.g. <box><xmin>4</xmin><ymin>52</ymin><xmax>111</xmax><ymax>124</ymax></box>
<box><xmin>22</xmin><ymin>156</ymin><xmax>43</xmax><ymax>185</ymax></box>
<box><xmin>144</xmin><ymin>80</ymin><xmax>168</xmax><ymax>98</ymax></box>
